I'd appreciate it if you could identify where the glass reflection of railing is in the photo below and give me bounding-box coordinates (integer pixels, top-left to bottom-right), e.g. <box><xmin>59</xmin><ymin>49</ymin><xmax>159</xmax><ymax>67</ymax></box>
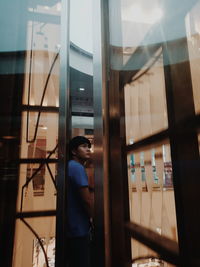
<box><xmin>20</xmin><ymin>218</ymin><xmax>50</xmax><ymax>267</ymax></box>
<box><xmin>26</xmin><ymin>51</ymin><xmax>59</xmax><ymax>143</ymax></box>
<box><xmin>130</xmin><ymin>49</ymin><xmax>162</xmax><ymax>83</ymax></box>
<box><xmin>15</xmin><ymin>212</ymin><xmax>56</xmax><ymax>267</ymax></box>
<box><xmin>20</xmin><ymin>144</ymin><xmax>58</xmax><ymax>212</ymax></box>
<box><xmin>125</xmin><ymin>222</ymin><xmax>179</xmax><ymax>266</ymax></box>
<box><xmin>20</xmin><ymin>49</ymin><xmax>59</xmax><ymax>265</ymax></box>
<box><xmin>17</xmin><ymin>144</ymin><xmax>58</xmax><ymax>267</ymax></box>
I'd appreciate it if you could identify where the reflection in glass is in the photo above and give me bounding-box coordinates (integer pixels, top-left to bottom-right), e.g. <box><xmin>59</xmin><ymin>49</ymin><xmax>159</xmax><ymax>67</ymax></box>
<box><xmin>17</xmin><ymin>161</ymin><xmax>57</xmax><ymax>213</ymax></box>
<box><xmin>69</xmin><ymin>0</ymin><xmax>94</xmax><ymax>144</ymax></box>
<box><xmin>13</xmin><ymin>1</ymin><xmax>60</xmax><ymax>266</ymax></box>
<box><xmin>23</xmin><ymin>50</ymin><xmax>59</xmax><ymax>107</ymax></box>
<box><xmin>13</xmin><ymin>217</ymin><xmax>55</xmax><ymax>267</ymax></box>
<box><xmin>131</xmin><ymin>239</ymin><xmax>176</xmax><ymax>267</ymax></box>
<box><xmin>17</xmin><ymin>110</ymin><xmax>58</xmax><ymax>212</ymax></box>
<box><xmin>124</xmin><ymin>50</ymin><xmax>168</xmax><ymax>143</ymax></box>
<box><xmin>109</xmin><ymin>0</ymin><xmax>163</xmax><ymax>69</ymax></box>
<box><xmin>33</xmin><ymin>237</ymin><xmax>55</xmax><ymax>267</ymax></box>
<box><xmin>68</xmin><ymin>1</ymin><xmax>95</xmax><ymax>229</ymax></box>
<box><xmin>186</xmin><ymin>1</ymin><xmax>200</xmax><ymax>114</ymax></box>
<box><xmin>21</xmin><ymin>112</ymin><xmax>58</xmax><ymax>153</ymax></box>
<box><xmin>127</xmin><ymin>144</ymin><xmax>178</xmax><ymax>265</ymax></box>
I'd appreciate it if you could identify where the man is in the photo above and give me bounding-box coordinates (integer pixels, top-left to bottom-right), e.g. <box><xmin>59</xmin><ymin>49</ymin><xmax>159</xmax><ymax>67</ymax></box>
<box><xmin>67</xmin><ymin>136</ymin><xmax>94</xmax><ymax>267</ymax></box>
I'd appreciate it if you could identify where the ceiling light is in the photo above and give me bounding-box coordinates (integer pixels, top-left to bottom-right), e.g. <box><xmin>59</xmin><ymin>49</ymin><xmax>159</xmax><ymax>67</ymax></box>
<box><xmin>79</xmin><ymin>88</ymin><xmax>85</xmax><ymax>91</ymax></box>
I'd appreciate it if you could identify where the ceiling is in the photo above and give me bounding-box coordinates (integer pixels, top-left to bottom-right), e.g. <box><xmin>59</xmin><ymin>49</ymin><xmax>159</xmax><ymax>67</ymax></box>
<box><xmin>70</xmin><ymin>67</ymin><xmax>93</xmax><ymax>116</ymax></box>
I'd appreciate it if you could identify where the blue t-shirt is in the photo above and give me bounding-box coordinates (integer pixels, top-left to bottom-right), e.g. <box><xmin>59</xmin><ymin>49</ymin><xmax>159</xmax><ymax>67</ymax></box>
<box><xmin>67</xmin><ymin>160</ymin><xmax>90</xmax><ymax>237</ymax></box>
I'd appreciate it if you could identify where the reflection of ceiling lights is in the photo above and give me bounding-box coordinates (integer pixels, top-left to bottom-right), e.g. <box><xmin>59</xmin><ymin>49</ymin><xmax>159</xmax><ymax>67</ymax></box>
<box><xmin>122</xmin><ymin>4</ymin><xmax>163</xmax><ymax>24</ymax></box>
<box><xmin>132</xmin><ymin>259</ymin><xmax>161</xmax><ymax>266</ymax></box>
<box><xmin>90</xmin><ymin>146</ymin><xmax>94</xmax><ymax>153</ymax></box>
<box><xmin>39</xmin><ymin>125</ymin><xmax>47</xmax><ymax>130</ymax></box>
<box><xmin>2</xmin><ymin>136</ymin><xmax>16</xmax><ymax>139</ymax></box>
<box><xmin>56</xmin><ymin>44</ymin><xmax>61</xmax><ymax>50</ymax></box>
<box><xmin>79</xmin><ymin>88</ymin><xmax>85</xmax><ymax>91</ymax></box>
<box><xmin>43</xmin><ymin>100</ymin><xmax>47</xmax><ymax>106</ymax></box>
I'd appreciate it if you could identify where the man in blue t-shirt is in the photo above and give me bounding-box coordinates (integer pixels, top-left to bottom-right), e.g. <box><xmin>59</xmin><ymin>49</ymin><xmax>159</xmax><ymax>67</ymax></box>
<box><xmin>67</xmin><ymin>136</ymin><xmax>94</xmax><ymax>267</ymax></box>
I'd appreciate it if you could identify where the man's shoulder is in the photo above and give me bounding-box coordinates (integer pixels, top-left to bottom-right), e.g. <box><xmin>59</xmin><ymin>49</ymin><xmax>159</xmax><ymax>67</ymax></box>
<box><xmin>68</xmin><ymin>160</ymin><xmax>84</xmax><ymax>171</ymax></box>
<box><xmin>68</xmin><ymin>160</ymin><xmax>88</xmax><ymax>186</ymax></box>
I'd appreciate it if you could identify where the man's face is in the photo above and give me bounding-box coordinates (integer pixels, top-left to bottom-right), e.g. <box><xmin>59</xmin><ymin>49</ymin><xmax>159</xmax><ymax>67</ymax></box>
<box><xmin>72</xmin><ymin>143</ymin><xmax>91</xmax><ymax>161</ymax></box>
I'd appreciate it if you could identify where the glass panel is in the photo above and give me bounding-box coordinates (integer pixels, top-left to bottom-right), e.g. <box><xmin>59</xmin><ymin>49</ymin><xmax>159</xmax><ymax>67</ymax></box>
<box><xmin>12</xmin><ymin>0</ymin><xmax>61</xmax><ymax>265</ymax></box>
<box><xmin>23</xmin><ymin>50</ymin><xmax>59</xmax><ymax>107</ymax></box>
<box><xmin>17</xmin><ymin>162</ymin><xmax>57</xmax><ymax>212</ymax></box>
<box><xmin>20</xmin><ymin>112</ymin><xmax>58</xmax><ymax>155</ymax></box>
<box><xmin>185</xmin><ymin>1</ymin><xmax>200</xmax><ymax>114</ymax></box>
<box><xmin>109</xmin><ymin>0</ymin><xmax>163</xmax><ymax>70</ymax></box>
<box><xmin>69</xmin><ymin>0</ymin><xmax>94</xmax><ymax>143</ymax></box>
<box><xmin>124</xmin><ymin>50</ymin><xmax>168</xmax><ymax>143</ymax></box>
<box><xmin>68</xmin><ymin>0</ymin><xmax>95</xmax><ymax>261</ymax></box>
<box><xmin>127</xmin><ymin>143</ymin><xmax>178</xmax><ymax>242</ymax></box>
<box><xmin>13</xmin><ymin>217</ymin><xmax>55</xmax><ymax>267</ymax></box>
<box><xmin>16</xmin><ymin>0</ymin><xmax>60</xmax><ymax>212</ymax></box>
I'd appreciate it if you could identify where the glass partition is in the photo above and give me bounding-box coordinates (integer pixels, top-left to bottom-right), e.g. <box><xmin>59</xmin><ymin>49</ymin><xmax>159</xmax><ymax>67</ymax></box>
<box><xmin>124</xmin><ymin>49</ymin><xmax>168</xmax><ymax>143</ymax></box>
<box><xmin>69</xmin><ymin>0</ymin><xmax>94</xmax><ymax>183</ymax></box>
<box><xmin>109</xmin><ymin>0</ymin><xmax>163</xmax><ymax>70</ymax></box>
<box><xmin>107</xmin><ymin>0</ymin><xmax>200</xmax><ymax>265</ymax></box>
<box><xmin>127</xmin><ymin>143</ymin><xmax>177</xmax><ymax>235</ymax></box>
<box><xmin>12</xmin><ymin>1</ymin><xmax>61</xmax><ymax>266</ymax></box>
<box><xmin>13</xmin><ymin>217</ymin><xmax>56</xmax><ymax>267</ymax></box>
<box><xmin>127</xmin><ymin>143</ymin><xmax>177</xmax><ymax>265</ymax></box>
<box><xmin>108</xmin><ymin>0</ymin><xmax>183</xmax><ymax>265</ymax></box>
<box><xmin>185</xmin><ymin>1</ymin><xmax>200</xmax><ymax>114</ymax></box>
<box><xmin>69</xmin><ymin>0</ymin><xmax>94</xmax><ymax>141</ymax></box>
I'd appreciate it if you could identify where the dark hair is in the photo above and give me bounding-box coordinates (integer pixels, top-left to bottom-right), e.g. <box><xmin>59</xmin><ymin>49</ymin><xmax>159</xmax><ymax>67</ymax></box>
<box><xmin>69</xmin><ymin>136</ymin><xmax>91</xmax><ymax>158</ymax></box>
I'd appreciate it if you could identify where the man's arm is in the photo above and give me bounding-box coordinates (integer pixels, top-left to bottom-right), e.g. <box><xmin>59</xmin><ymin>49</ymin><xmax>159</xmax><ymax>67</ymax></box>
<box><xmin>79</xmin><ymin>187</ymin><xmax>94</xmax><ymax>218</ymax></box>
